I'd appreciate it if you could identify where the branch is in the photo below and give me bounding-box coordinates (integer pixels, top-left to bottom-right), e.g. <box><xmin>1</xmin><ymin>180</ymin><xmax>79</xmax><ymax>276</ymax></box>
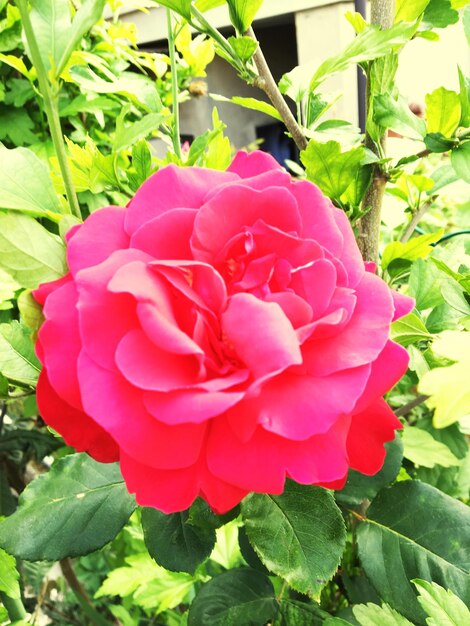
<box><xmin>400</xmin><ymin>199</ymin><xmax>433</xmax><ymax>243</ymax></box>
<box><xmin>358</xmin><ymin>0</ymin><xmax>396</xmax><ymax>263</ymax></box>
<box><xmin>394</xmin><ymin>394</ymin><xmax>429</xmax><ymax>417</ymax></box>
<box><xmin>246</xmin><ymin>27</ymin><xmax>308</xmax><ymax>152</ymax></box>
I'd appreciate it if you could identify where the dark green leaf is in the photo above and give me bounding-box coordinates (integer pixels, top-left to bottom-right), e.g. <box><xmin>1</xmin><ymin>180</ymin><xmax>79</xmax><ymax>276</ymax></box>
<box><xmin>0</xmin><ymin>106</ymin><xmax>36</xmax><ymax>145</ymax></box>
<box><xmin>357</xmin><ymin>480</ymin><xmax>470</xmax><ymax>622</ymax></box>
<box><xmin>424</xmin><ymin>133</ymin><xmax>456</xmax><ymax>153</ymax></box>
<box><xmin>0</xmin><ymin>453</ymin><xmax>136</xmax><ymax>561</ymax></box>
<box><xmin>335</xmin><ymin>436</ymin><xmax>403</xmax><ymax>507</ymax></box>
<box><xmin>0</xmin><ymin>429</ymin><xmax>62</xmax><ymax>458</ymax></box>
<box><xmin>187</xmin><ymin>498</ymin><xmax>239</xmax><ymax>530</ymax></box>
<box><xmin>241</xmin><ymin>482</ymin><xmax>346</xmax><ymax>597</ymax></box>
<box><xmin>0</xmin><ymin>468</ymin><xmax>16</xmax><ymax>516</ymax></box>
<box><xmin>188</xmin><ymin>568</ymin><xmax>277</xmax><ymax>626</ymax></box>
<box><xmin>226</xmin><ymin>0</ymin><xmax>264</xmax><ymax>34</ymax></box>
<box><xmin>141</xmin><ymin>507</ymin><xmax>216</xmax><ymax>574</ymax></box>
<box><xmin>279</xmin><ymin>598</ymin><xmax>329</xmax><ymax>625</ymax></box>
<box><xmin>238</xmin><ymin>525</ymin><xmax>270</xmax><ymax>575</ymax></box>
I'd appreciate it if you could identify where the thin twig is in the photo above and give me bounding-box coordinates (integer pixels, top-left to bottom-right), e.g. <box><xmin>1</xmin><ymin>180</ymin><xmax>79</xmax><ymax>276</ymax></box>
<box><xmin>246</xmin><ymin>27</ymin><xmax>308</xmax><ymax>152</ymax></box>
<box><xmin>394</xmin><ymin>394</ymin><xmax>429</xmax><ymax>417</ymax></box>
<box><xmin>400</xmin><ymin>200</ymin><xmax>433</xmax><ymax>243</ymax></box>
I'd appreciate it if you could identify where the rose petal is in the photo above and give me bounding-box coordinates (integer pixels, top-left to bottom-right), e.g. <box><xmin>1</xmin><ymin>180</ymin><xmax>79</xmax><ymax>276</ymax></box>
<box><xmin>222</xmin><ymin>293</ymin><xmax>302</xmax><ymax>378</ymax></box>
<box><xmin>353</xmin><ymin>340</ymin><xmax>409</xmax><ymax>414</ymax></box>
<box><xmin>191</xmin><ymin>186</ymin><xmax>302</xmax><ymax>263</ymax></box>
<box><xmin>39</xmin><ymin>280</ymin><xmax>82</xmax><ymax>409</ymax></box>
<box><xmin>227</xmin><ymin>150</ymin><xmax>282</xmax><ymax>177</ymax></box>
<box><xmin>246</xmin><ymin>365</ymin><xmax>370</xmax><ymax>440</ymax></box>
<box><xmin>67</xmin><ymin>206</ymin><xmax>130</xmax><ymax>277</ymax></box>
<box><xmin>76</xmin><ymin>249</ymin><xmax>151</xmax><ymax>370</ymax></box>
<box><xmin>131</xmin><ymin>208</ymin><xmax>196</xmax><ymax>260</ymax></box>
<box><xmin>36</xmin><ymin>369</ymin><xmax>119</xmax><ymax>463</ymax></box>
<box><xmin>304</xmin><ymin>271</ymin><xmax>394</xmax><ymax>375</ymax></box>
<box><xmin>125</xmin><ymin>165</ymin><xmax>237</xmax><ymax>234</ymax></box>
<box><xmin>347</xmin><ymin>398</ymin><xmax>402</xmax><ymax>474</ymax></box>
<box><xmin>391</xmin><ymin>289</ymin><xmax>415</xmax><ymax>321</ymax></box>
<box><xmin>78</xmin><ymin>352</ymin><xmax>207</xmax><ymax>470</ymax></box>
<box><xmin>144</xmin><ymin>388</ymin><xmax>244</xmax><ymax>424</ymax></box>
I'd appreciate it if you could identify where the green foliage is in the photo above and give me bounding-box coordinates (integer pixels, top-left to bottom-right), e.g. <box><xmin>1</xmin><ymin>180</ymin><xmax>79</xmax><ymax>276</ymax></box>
<box><xmin>0</xmin><ymin>212</ymin><xmax>67</xmax><ymax>288</ymax></box>
<box><xmin>142</xmin><ymin>507</ymin><xmax>216</xmax><ymax>574</ymax></box>
<box><xmin>241</xmin><ymin>482</ymin><xmax>346</xmax><ymax>598</ymax></box>
<box><xmin>188</xmin><ymin>568</ymin><xmax>277</xmax><ymax>626</ymax></box>
<box><xmin>414</xmin><ymin>579</ymin><xmax>470</xmax><ymax>625</ymax></box>
<box><xmin>418</xmin><ymin>331</ymin><xmax>470</xmax><ymax>427</ymax></box>
<box><xmin>226</xmin><ymin>0</ymin><xmax>264</xmax><ymax>34</ymax></box>
<box><xmin>0</xmin><ymin>548</ymin><xmax>20</xmax><ymax>599</ymax></box>
<box><xmin>0</xmin><ymin>146</ymin><xmax>63</xmax><ymax>218</ymax></box>
<box><xmin>0</xmin><ymin>321</ymin><xmax>40</xmax><ymax>386</ymax></box>
<box><xmin>357</xmin><ymin>481</ymin><xmax>470</xmax><ymax>621</ymax></box>
<box><xmin>0</xmin><ymin>453</ymin><xmax>136</xmax><ymax>560</ymax></box>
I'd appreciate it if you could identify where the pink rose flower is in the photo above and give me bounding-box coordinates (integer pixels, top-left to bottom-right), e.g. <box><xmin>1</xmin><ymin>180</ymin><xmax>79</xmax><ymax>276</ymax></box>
<box><xmin>34</xmin><ymin>151</ymin><xmax>413</xmax><ymax>514</ymax></box>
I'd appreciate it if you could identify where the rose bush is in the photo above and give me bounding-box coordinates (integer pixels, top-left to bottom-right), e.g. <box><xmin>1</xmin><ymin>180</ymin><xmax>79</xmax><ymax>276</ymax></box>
<box><xmin>34</xmin><ymin>151</ymin><xmax>413</xmax><ymax>514</ymax></box>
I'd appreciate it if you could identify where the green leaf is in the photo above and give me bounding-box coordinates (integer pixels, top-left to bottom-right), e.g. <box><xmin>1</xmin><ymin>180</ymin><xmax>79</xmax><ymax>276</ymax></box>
<box><xmin>0</xmin><ymin>106</ymin><xmax>37</xmax><ymax>145</ymax></box>
<box><xmin>464</xmin><ymin>6</ymin><xmax>470</xmax><ymax>46</ymax></box>
<box><xmin>28</xmin><ymin>0</ymin><xmax>72</xmax><ymax>75</ymax></box>
<box><xmin>226</xmin><ymin>0</ymin><xmax>264</xmax><ymax>34</ymax></box>
<box><xmin>241</xmin><ymin>482</ymin><xmax>346</xmax><ymax>598</ymax></box>
<box><xmin>301</xmin><ymin>139</ymin><xmax>367</xmax><ymax>201</ymax></box>
<box><xmin>114</xmin><ymin>112</ymin><xmax>163</xmax><ymax>152</ymax></box>
<box><xmin>424</xmin><ymin>133</ymin><xmax>456</xmax><ymax>153</ymax></box>
<box><xmin>155</xmin><ymin>0</ymin><xmax>192</xmax><ymax>20</ymax></box>
<box><xmin>451</xmin><ymin>141</ymin><xmax>470</xmax><ymax>184</ymax></box>
<box><xmin>56</xmin><ymin>0</ymin><xmax>107</xmax><ymax>77</ymax></box>
<box><xmin>431</xmin><ymin>258</ymin><xmax>470</xmax><ymax>295</ymax></box>
<box><xmin>458</xmin><ymin>67</ymin><xmax>470</xmax><ymax>127</ymax></box>
<box><xmin>227</xmin><ymin>35</ymin><xmax>258</xmax><ymax>62</ymax></box>
<box><xmin>0</xmin><ymin>268</ymin><xmax>20</xmax><ymax>311</ymax></box>
<box><xmin>279</xmin><ymin>598</ymin><xmax>329</xmax><ymax>625</ymax></box>
<box><xmin>17</xmin><ymin>289</ymin><xmax>44</xmax><ymax>336</ymax></box>
<box><xmin>0</xmin><ymin>321</ymin><xmax>40</xmax><ymax>386</ymax></box>
<box><xmin>335</xmin><ymin>436</ymin><xmax>404</xmax><ymax>507</ymax></box>
<box><xmin>391</xmin><ymin>312</ymin><xmax>432</xmax><ymax>346</ymax></box>
<box><xmin>95</xmin><ymin>552</ymin><xmax>195</xmax><ymax>613</ymax></box>
<box><xmin>309</xmin><ymin>21</ymin><xmax>418</xmax><ymax>91</ymax></box>
<box><xmin>0</xmin><ymin>453</ymin><xmax>136</xmax><ymax>561</ymax></box>
<box><xmin>188</xmin><ymin>568</ymin><xmax>277</xmax><ymax>626</ymax></box>
<box><xmin>357</xmin><ymin>480</ymin><xmax>470</xmax><ymax>622</ymax></box>
<box><xmin>195</xmin><ymin>0</ymin><xmax>225</xmax><ymax>10</ymax></box>
<box><xmin>141</xmin><ymin>508</ymin><xmax>216</xmax><ymax>575</ymax></box>
<box><xmin>423</xmin><ymin>0</ymin><xmax>459</xmax><ymax>29</ymax></box>
<box><xmin>414</xmin><ymin>579</ymin><xmax>470</xmax><ymax>625</ymax></box>
<box><xmin>418</xmin><ymin>331</ymin><xmax>470</xmax><ymax>428</ymax></box>
<box><xmin>395</xmin><ymin>0</ymin><xmax>431</xmax><ymax>22</ymax></box>
<box><xmin>0</xmin><ymin>548</ymin><xmax>20</xmax><ymax>600</ymax></box>
<box><xmin>0</xmin><ymin>146</ymin><xmax>63</xmax><ymax>218</ymax></box>
<box><xmin>402</xmin><ymin>425</ymin><xmax>461</xmax><ymax>468</ymax></box>
<box><xmin>425</xmin><ymin>87</ymin><xmax>461</xmax><ymax>137</ymax></box>
<box><xmin>211</xmin><ymin>93</ymin><xmax>282</xmax><ymax>121</ymax></box>
<box><xmin>381</xmin><ymin>231</ymin><xmax>443</xmax><ymax>271</ymax></box>
<box><xmin>69</xmin><ymin>66</ymin><xmax>162</xmax><ymax>113</ymax></box>
<box><xmin>373</xmin><ymin>94</ymin><xmax>427</xmax><ymax>139</ymax></box>
<box><xmin>353</xmin><ymin>603</ymin><xmax>413</xmax><ymax>626</ymax></box>
<box><xmin>0</xmin><ymin>213</ymin><xmax>67</xmax><ymax>288</ymax></box>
